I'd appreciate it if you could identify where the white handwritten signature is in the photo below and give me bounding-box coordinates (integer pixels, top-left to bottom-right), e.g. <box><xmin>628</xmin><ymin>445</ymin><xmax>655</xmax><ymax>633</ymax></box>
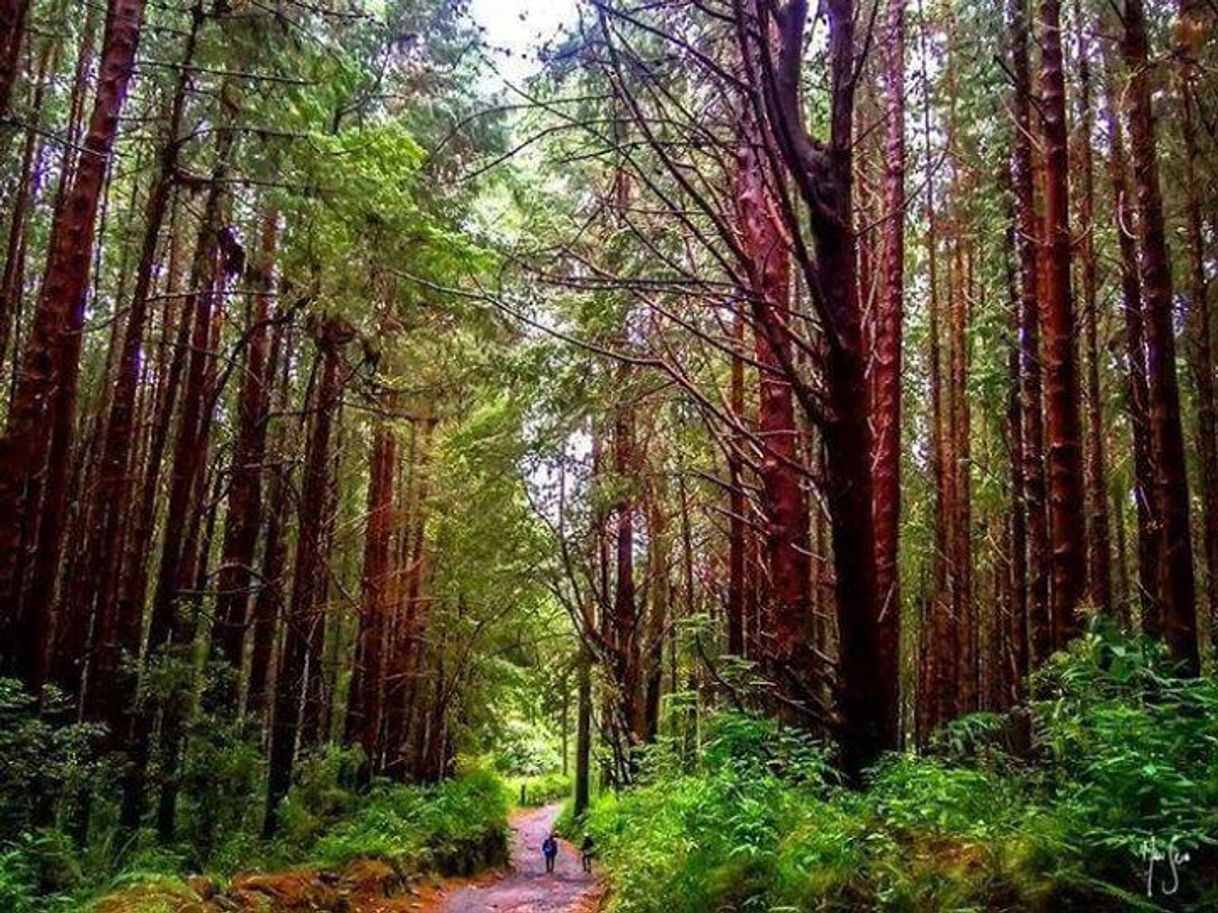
<box><xmin>1136</xmin><ymin>835</ymin><xmax>1190</xmax><ymax>897</ymax></box>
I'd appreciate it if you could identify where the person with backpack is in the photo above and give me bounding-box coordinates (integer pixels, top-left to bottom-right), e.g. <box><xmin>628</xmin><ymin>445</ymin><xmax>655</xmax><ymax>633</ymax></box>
<box><xmin>542</xmin><ymin>833</ymin><xmax>559</xmax><ymax>873</ymax></box>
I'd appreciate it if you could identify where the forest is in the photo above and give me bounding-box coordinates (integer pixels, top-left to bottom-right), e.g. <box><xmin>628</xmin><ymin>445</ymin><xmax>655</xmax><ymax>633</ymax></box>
<box><xmin>0</xmin><ymin>0</ymin><xmax>1217</xmax><ymax>909</ymax></box>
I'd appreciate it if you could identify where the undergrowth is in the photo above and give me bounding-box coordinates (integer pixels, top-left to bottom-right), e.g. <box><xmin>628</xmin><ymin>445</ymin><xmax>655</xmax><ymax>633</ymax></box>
<box><xmin>0</xmin><ymin>740</ymin><xmax>508</xmax><ymax>913</ymax></box>
<box><xmin>583</xmin><ymin>631</ymin><xmax>1218</xmax><ymax>912</ymax></box>
<box><xmin>509</xmin><ymin>771</ymin><xmax>573</xmax><ymax>807</ymax></box>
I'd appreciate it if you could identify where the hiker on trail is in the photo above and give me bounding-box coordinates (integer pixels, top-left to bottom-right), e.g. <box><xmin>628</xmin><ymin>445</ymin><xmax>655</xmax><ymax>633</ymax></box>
<box><xmin>580</xmin><ymin>834</ymin><xmax>595</xmax><ymax>872</ymax></box>
<box><xmin>542</xmin><ymin>833</ymin><xmax>559</xmax><ymax>873</ymax></box>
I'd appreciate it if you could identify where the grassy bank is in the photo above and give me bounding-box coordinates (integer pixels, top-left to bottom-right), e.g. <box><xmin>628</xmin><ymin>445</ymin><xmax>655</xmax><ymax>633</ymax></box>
<box><xmin>582</xmin><ymin>633</ymin><xmax>1218</xmax><ymax>912</ymax></box>
<box><xmin>0</xmin><ymin>766</ymin><xmax>509</xmax><ymax>912</ymax></box>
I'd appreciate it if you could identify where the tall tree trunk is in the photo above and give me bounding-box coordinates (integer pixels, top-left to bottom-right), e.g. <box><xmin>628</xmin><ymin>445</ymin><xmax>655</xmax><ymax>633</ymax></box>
<box><xmin>1119</xmin><ymin>0</ymin><xmax>1199</xmax><ymax>672</ymax></box>
<box><xmin>573</xmin><ymin>640</ymin><xmax>592</xmax><ymax>816</ymax></box>
<box><xmin>753</xmin><ymin>0</ymin><xmax>894</xmax><ymax>773</ymax></box>
<box><xmin>0</xmin><ymin>0</ymin><xmax>28</xmax><ymax>120</ymax></box>
<box><xmin>119</xmin><ymin>153</ymin><xmax>233</xmax><ymax>832</ymax></box>
<box><xmin>1010</xmin><ymin>0</ymin><xmax>1050</xmax><ymax>664</ymax></box>
<box><xmin>70</xmin><ymin>5</ymin><xmax>202</xmax><ymax>715</ymax></box>
<box><xmin>873</xmin><ymin>0</ymin><xmax>905</xmax><ymax>663</ymax></box>
<box><xmin>949</xmin><ymin>235</ymin><xmax>974</xmax><ymax>711</ymax></box>
<box><xmin>246</xmin><ymin>322</ymin><xmax>292</xmax><ymax>722</ymax></box>
<box><xmin>1004</xmin><ymin>204</ymin><xmax>1029</xmax><ymax>704</ymax></box>
<box><xmin>735</xmin><ymin>123</ymin><xmax>812</xmax><ymax>704</ymax></box>
<box><xmin>643</xmin><ymin>480</ymin><xmax>669</xmax><ymax>741</ymax></box>
<box><xmin>1073</xmin><ymin>6</ymin><xmax>1112</xmax><ymax>615</ymax></box>
<box><xmin>264</xmin><ymin>320</ymin><xmax>348</xmax><ymax>835</ymax></box>
<box><xmin>1101</xmin><ymin>60</ymin><xmax>1156</xmax><ymax>627</ymax></box>
<box><xmin>612</xmin><ymin>379</ymin><xmax>644</xmax><ymax>747</ymax></box>
<box><xmin>347</xmin><ymin>419</ymin><xmax>397</xmax><ymax>782</ymax></box>
<box><xmin>916</xmin><ymin>2</ymin><xmax>952</xmax><ymax>736</ymax></box>
<box><xmin>212</xmin><ymin>209</ymin><xmax>278</xmax><ymax>696</ymax></box>
<box><xmin>1037</xmin><ymin>0</ymin><xmax>1087</xmax><ymax>648</ymax></box>
<box><xmin>0</xmin><ymin>0</ymin><xmax>147</xmax><ymax>688</ymax></box>
<box><xmin>1175</xmin><ymin>0</ymin><xmax>1218</xmax><ymax>634</ymax></box>
<box><xmin>726</xmin><ymin>311</ymin><xmax>747</xmax><ymax>656</ymax></box>
<box><xmin>0</xmin><ymin>31</ymin><xmax>55</xmax><ymax>372</ymax></box>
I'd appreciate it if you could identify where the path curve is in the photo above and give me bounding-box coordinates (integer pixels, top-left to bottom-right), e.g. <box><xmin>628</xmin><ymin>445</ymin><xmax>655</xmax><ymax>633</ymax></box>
<box><xmin>431</xmin><ymin>804</ymin><xmax>601</xmax><ymax>913</ymax></box>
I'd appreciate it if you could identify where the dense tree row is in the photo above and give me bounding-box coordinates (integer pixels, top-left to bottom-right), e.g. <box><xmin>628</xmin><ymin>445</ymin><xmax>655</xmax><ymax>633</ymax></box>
<box><xmin>0</xmin><ymin>0</ymin><xmax>556</xmax><ymax>846</ymax></box>
<box><xmin>515</xmin><ymin>0</ymin><xmax>1218</xmax><ymax>801</ymax></box>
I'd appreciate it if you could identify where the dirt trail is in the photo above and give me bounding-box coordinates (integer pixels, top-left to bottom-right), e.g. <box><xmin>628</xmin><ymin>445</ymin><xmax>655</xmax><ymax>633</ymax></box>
<box><xmin>419</xmin><ymin>804</ymin><xmax>602</xmax><ymax>913</ymax></box>
<box><xmin>96</xmin><ymin>804</ymin><xmax>600</xmax><ymax>913</ymax></box>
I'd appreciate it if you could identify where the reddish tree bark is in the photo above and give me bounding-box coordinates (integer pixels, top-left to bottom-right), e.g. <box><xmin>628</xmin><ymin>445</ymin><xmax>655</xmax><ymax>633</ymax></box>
<box><xmin>1120</xmin><ymin>0</ymin><xmax>1199</xmax><ymax>672</ymax></box>
<box><xmin>1009</xmin><ymin>0</ymin><xmax>1050</xmax><ymax>664</ymax></box>
<box><xmin>65</xmin><ymin>7</ymin><xmax>202</xmax><ymax>711</ymax></box>
<box><xmin>384</xmin><ymin>414</ymin><xmax>435</xmax><ymax>781</ymax></box>
<box><xmin>347</xmin><ymin>420</ymin><xmax>397</xmax><ymax>780</ymax></box>
<box><xmin>1101</xmin><ymin>62</ymin><xmax>1156</xmax><ymax>627</ymax></box>
<box><xmin>726</xmin><ymin>310</ymin><xmax>747</xmax><ymax>656</ymax></box>
<box><xmin>917</xmin><ymin>6</ymin><xmax>953</xmax><ymax>738</ymax></box>
<box><xmin>949</xmin><ymin>235</ymin><xmax>974</xmax><ymax>712</ymax></box>
<box><xmin>246</xmin><ymin>321</ymin><xmax>291</xmax><ymax>721</ymax></box>
<box><xmin>212</xmin><ymin>210</ymin><xmax>278</xmax><ymax>683</ymax></box>
<box><xmin>118</xmin><ymin>164</ymin><xmax>234</xmax><ymax>832</ymax></box>
<box><xmin>1004</xmin><ymin>204</ymin><xmax>1029</xmax><ymax>704</ymax></box>
<box><xmin>742</xmin><ymin>0</ymin><xmax>895</xmax><ymax>772</ymax></box>
<box><xmin>0</xmin><ymin>34</ymin><xmax>54</xmax><ymax>372</ymax></box>
<box><xmin>1072</xmin><ymin>9</ymin><xmax>1112</xmax><ymax>615</ymax></box>
<box><xmin>0</xmin><ymin>0</ymin><xmax>28</xmax><ymax>120</ymax></box>
<box><xmin>613</xmin><ymin>380</ymin><xmax>644</xmax><ymax>745</ymax></box>
<box><xmin>0</xmin><ymin>0</ymin><xmax>147</xmax><ymax>688</ymax></box>
<box><xmin>1037</xmin><ymin>0</ymin><xmax>1087</xmax><ymax>649</ymax></box>
<box><xmin>735</xmin><ymin>123</ymin><xmax>811</xmax><ymax>699</ymax></box>
<box><xmin>264</xmin><ymin>320</ymin><xmax>349</xmax><ymax>835</ymax></box>
<box><xmin>872</xmin><ymin>0</ymin><xmax>905</xmax><ymax>646</ymax></box>
<box><xmin>643</xmin><ymin>480</ymin><xmax>669</xmax><ymax>742</ymax></box>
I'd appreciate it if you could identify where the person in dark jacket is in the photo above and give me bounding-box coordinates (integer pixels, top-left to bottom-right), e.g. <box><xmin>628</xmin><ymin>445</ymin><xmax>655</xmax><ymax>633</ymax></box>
<box><xmin>542</xmin><ymin>834</ymin><xmax>559</xmax><ymax>873</ymax></box>
<box><xmin>580</xmin><ymin>834</ymin><xmax>595</xmax><ymax>872</ymax></box>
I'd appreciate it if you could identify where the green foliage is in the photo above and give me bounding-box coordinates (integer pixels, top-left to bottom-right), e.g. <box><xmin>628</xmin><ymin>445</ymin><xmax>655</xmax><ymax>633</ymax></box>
<box><xmin>512</xmin><ymin>773</ymin><xmax>572</xmax><ymax>807</ymax></box>
<box><xmin>312</xmin><ymin>768</ymin><xmax>509</xmax><ymax>875</ymax></box>
<box><xmin>0</xmin><ymin>831</ymin><xmax>80</xmax><ymax>913</ymax></box>
<box><xmin>272</xmin><ymin>745</ymin><xmax>366</xmax><ymax>857</ymax></box>
<box><xmin>493</xmin><ymin>717</ymin><xmax>564</xmax><ymax>777</ymax></box>
<box><xmin>0</xmin><ymin>687</ymin><xmax>509</xmax><ymax>910</ymax></box>
<box><xmin>586</xmin><ymin>635</ymin><xmax>1218</xmax><ymax>912</ymax></box>
<box><xmin>0</xmin><ymin>680</ymin><xmax>108</xmax><ymax>839</ymax></box>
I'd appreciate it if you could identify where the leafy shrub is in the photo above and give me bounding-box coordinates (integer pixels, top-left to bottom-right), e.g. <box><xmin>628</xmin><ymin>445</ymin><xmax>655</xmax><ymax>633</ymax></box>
<box><xmin>587</xmin><ymin>633</ymin><xmax>1218</xmax><ymax>912</ymax></box>
<box><xmin>312</xmin><ymin>767</ymin><xmax>509</xmax><ymax>875</ymax></box>
<box><xmin>492</xmin><ymin>718</ymin><xmax>563</xmax><ymax>776</ymax></box>
<box><xmin>513</xmin><ymin>772</ymin><xmax>571</xmax><ymax>807</ymax></box>
<box><xmin>0</xmin><ymin>679</ymin><xmax>108</xmax><ymax>840</ymax></box>
<box><xmin>273</xmin><ymin>744</ymin><xmax>365</xmax><ymax>856</ymax></box>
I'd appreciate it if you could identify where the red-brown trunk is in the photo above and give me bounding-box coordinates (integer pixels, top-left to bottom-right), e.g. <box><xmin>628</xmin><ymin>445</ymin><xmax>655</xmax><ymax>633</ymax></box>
<box><xmin>1010</xmin><ymin>0</ymin><xmax>1050</xmax><ymax>664</ymax></box>
<box><xmin>347</xmin><ymin>420</ymin><xmax>397</xmax><ymax>777</ymax></box>
<box><xmin>735</xmin><ymin>126</ymin><xmax>811</xmax><ymax>697</ymax></box>
<box><xmin>1037</xmin><ymin>0</ymin><xmax>1087</xmax><ymax>648</ymax></box>
<box><xmin>1101</xmin><ymin>62</ymin><xmax>1156</xmax><ymax>627</ymax></box>
<box><xmin>213</xmin><ymin>211</ymin><xmax>278</xmax><ymax>680</ymax></box>
<box><xmin>1120</xmin><ymin>0</ymin><xmax>1199</xmax><ymax>672</ymax></box>
<box><xmin>1073</xmin><ymin>9</ymin><xmax>1112</xmax><ymax>615</ymax></box>
<box><xmin>872</xmin><ymin>0</ymin><xmax>905</xmax><ymax>644</ymax></box>
<box><xmin>264</xmin><ymin>320</ymin><xmax>348</xmax><ymax>834</ymax></box>
<box><xmin>0</xmin><ymin>0</ymin><xmax>29</xmax><ymax>119</ymax></box>
<box><xmin>0</xmin><ymin>0</ymin><xmax>147</xmax><ymax>687</ymax></box>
